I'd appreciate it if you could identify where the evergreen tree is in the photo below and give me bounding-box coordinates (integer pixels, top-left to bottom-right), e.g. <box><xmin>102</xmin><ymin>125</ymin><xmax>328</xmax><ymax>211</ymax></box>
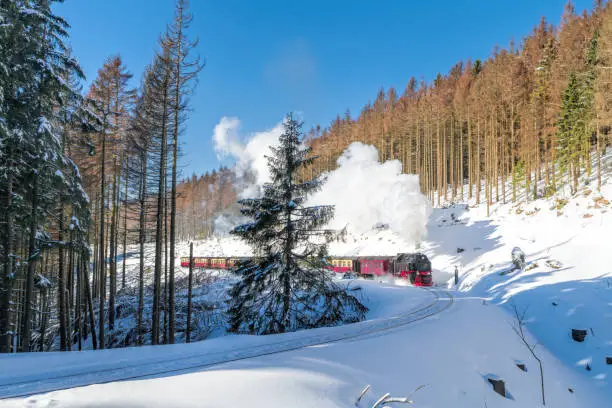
<box><xmin>557</xmin><ymin>72</ymin><xmax>582</xmax><ymax>193</ymax></box>
<box><xmin>556</xmin><ymin>31</ymin><xmax>598</xmax><ymax>195</ymax></box>
<box><xmin>0</xmin><ymin>0</ymin><xmax>91</xmax><ymax>352</ymax></box>
<box><xmin>228</xmin><ymin>114</ymin><xmax>367</xmax><ymax>335</ymax></box>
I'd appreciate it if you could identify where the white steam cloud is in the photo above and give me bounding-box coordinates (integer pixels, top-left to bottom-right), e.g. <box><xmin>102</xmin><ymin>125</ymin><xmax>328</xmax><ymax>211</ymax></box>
<box><xmin>307</xmin><ymin>142</ymin><xmax>431</xmax><ymax>244</ymax></box>
<box><xmin>211</xmin><ymin>117</ymin><xmax>431</xmax><ymax>245</ymax></box>
<box><xmin>213</xmin><ymin>116</ymin><xmax>283</xmax><ymax>198</ymax></box>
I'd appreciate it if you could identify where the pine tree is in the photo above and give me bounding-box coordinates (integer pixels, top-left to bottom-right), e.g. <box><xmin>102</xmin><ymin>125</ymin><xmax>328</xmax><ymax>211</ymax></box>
<box><xmin>228</xmin><ymin>114</ymin><xmax>367</xmax><ymax>335</ymax></box>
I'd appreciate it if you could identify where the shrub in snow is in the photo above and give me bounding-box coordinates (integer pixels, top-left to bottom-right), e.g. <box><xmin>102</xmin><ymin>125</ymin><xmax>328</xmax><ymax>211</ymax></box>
<box><xmin>228</xmin><ymin>114</ymin><xmax>367</xmax><ymax>335</ymax></box>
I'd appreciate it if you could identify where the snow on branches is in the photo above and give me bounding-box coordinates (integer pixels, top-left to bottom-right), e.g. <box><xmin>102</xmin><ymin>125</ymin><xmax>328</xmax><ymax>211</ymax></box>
<box><xmin>228</xmin><ymin>113</ymin><xmax>367</xmax><ymax>335</ymax></box>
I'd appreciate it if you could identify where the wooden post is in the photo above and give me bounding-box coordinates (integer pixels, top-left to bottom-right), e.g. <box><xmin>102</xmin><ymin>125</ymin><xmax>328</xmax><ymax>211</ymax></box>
<box><xmin>186</xmin><ymin>242</ymin><xmax>194</xmax><ymax>343</ymax></box>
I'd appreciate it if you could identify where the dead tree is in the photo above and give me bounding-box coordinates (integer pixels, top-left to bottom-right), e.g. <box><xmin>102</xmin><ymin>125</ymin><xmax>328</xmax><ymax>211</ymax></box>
<box><xmin>511</xmin><ymin>303</ymin><xmax>545</xmax><ymax>406</ymax></box>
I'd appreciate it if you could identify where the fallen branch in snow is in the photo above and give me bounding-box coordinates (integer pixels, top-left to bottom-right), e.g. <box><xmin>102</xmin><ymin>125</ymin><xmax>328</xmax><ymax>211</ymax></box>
<box><xmin>355</xmin><ymin>385</ymin><xmax>371</xmax><ymax>405</ymax></box>
<box><xmin>355</xmin><ymin>384</ymin><xmax>427</xmax><ymax>407</ymax></box>
<box><xmin>511</xmin><ymin>303</ymin><xmax>546</xmax><ymax>406</ymax></box>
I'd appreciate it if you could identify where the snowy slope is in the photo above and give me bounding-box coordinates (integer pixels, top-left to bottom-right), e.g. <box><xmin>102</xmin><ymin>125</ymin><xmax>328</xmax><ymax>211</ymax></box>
<box><xmin>422</xmin><ymin>164</ymin><xmax>612</xmax><ymax>395</ymax></box>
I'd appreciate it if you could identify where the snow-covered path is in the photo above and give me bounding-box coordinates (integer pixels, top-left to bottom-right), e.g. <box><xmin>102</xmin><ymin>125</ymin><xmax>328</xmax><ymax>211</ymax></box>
<box><xmin>0</xmin><ymin>286</ymin><xmax>450</xmax><ymax>401</ymax></box>
<box><xmin>4</xmin><ymin>289</ymin><xmax>609</xmax><ymax>408</ymax></box>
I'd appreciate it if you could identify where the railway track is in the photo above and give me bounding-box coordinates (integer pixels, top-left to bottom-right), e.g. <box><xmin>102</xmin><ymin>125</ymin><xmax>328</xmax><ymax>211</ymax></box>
<box><xmin>0</xmin><ymin>289</ymin><xmax>453</xmax><ymax>401</ymax></box>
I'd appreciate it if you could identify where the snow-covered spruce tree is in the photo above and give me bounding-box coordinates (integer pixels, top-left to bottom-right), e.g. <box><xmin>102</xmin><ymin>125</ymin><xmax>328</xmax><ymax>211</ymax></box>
<box><xmin>228</xmin><ymin>113</ymin><xmax>367</xmax><ymax>335</ymax></box>
<box><xmin>0</xmin><ymin>0</ymin><xmax>92</xmax><ymax>352</ymax></box>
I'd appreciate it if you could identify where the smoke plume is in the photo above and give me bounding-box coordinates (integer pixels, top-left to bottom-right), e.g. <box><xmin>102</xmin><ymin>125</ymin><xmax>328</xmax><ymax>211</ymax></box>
<box><xmin>212</xmin><ymin>117</ymin><xmax>431</xmax><ymax>245</ymax></box>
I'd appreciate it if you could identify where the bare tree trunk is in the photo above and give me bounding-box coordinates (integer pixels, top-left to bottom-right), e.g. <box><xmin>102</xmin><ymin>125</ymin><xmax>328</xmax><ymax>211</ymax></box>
<box><xmin>467</xmin><ymin>108</ymin><xmax>472</xmax><ymax>200</ymax></box>
<box><xmin>122</xmin><ymin>160</ymin><xmax>129</xmax><ymax>289</ymax></box>
<box><xmin>138</xmin><ymin>152</ymin><xmax>148</xmax><ymax>346</ymax></box>
<box><xmin>21</xmin><ymin>177</ymin><xmax>38</xmax><ymax>352</ymax></box>
<box><xmin>92</xmin><ymin>201</ymin><xmax>98</xmax><ymax>299</ymax></box>
<box><xmin>153</xmin><ymin>76</ymin><xmax>170</xmax><ymax>345</ymax></box>
<box><xmin>76</xmin><ymin>254</ymin><xmax>82</xmax><ymax>351</ymax></box>
<box><xmin>98</xmin><ymin>126</ymin><xmax>107</xmax><ymax>349</ymax></box>
<box><xmin>0</xmin><ymin>172</ymin><xmax>15</xmax><ymax>353</ymax></box>
<box><xmin>39</xmin><ymin>288</ymin><xmax>48</xmax><ymax>352</ymax></box>
<box><xmin>109</xmin><ymin>158</ymin><xmax>119</xmax><ymax>331</ymax></box>
<box><xmin>83</xmin><ymin>256</ymin><xmax>97</xmax><ymax>350</ymax></box>
<box><xmin>596</xmin><ymin>118</ymin><xmax>601</xmax><ymax>191</ymax></box>
<box><xmin>476</xmin><ymin>118</ymin><xmax>481</xmax><ymax>205</ymax></box>
<box><xmin>58</xmin><ymin>206</ymin><xmax>68</xmax><ymax>351</ymax></box>
<box><xmin>163</xmin><ymin>195</ymin><xmax>168</xmax><ymax>344</ymax></box>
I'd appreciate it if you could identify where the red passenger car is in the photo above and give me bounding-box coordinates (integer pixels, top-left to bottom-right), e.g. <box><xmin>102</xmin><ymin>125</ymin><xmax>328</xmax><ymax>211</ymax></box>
<box><xmin>326</xmin><ymin>258</ymin><xmax>356</xmax><ymax>273</ymax></box>
<box><xmin>180</xmin><ymin>257</ymin><xmax>211</xmax><ymax>268</ymax></box>
<box><xmin>359</xmin><ymin>257</ymin><xmax>392</xmax><ymax>278</ymax></box>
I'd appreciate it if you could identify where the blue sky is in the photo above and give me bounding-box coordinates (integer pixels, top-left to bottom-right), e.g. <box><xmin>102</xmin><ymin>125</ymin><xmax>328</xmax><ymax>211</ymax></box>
<box><xmin>55</xmin><ymin>0</ymin><xmax>593</xmax><ymax>178</ymax></box>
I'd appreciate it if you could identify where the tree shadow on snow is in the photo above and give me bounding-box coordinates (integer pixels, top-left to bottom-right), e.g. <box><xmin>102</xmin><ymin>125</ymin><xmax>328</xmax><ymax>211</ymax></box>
<box><xmin>425</xmin><ymin>206</ymin><xmax>502</xmax><ymax>268</ymax></box>
<box><xmin>466</xmin><ymin>256</ymin><xmax>612</xmax><ymax>393</ymax></box>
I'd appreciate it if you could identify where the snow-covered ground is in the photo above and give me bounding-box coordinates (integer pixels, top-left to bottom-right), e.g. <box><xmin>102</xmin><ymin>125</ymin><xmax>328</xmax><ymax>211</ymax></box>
<box><xmin>426</xmin><ymin>173</ymin><xmax>612</xmax><ymax>397</ymax></box>
<box><xmin>2</xmin><ymin>288</ymin><xmax>607</xmax><ymax>408</ymax></box>
<box><xmin>2</xmin><ymin>156</ymin><xmax>612</xmax><ymax>407</ymax></box>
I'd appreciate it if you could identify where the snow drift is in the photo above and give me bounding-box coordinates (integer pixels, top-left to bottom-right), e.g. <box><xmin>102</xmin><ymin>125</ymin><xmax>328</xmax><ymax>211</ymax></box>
<box><xmin>212</xmin><ymin>117</ymin><xmax>431</xmax><ymax>245</ymax></box>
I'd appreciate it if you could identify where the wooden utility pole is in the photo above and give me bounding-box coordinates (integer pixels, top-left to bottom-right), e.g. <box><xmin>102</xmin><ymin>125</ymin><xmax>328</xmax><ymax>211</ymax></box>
<box><xmin>186</xmin><ymin>242</ymin><xmax>194</xmax><ymax>343</ymax></box>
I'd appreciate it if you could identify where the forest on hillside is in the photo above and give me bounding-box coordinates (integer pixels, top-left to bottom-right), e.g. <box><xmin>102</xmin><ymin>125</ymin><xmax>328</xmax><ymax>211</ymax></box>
<box><xmin>1</xmin><ymin>0</ymin><xmax>611</xmax><ymax>353</ymax></box>
<box><xmin>305</xmin><ymin>2</ymin><xmax>612</xmax><ymax>215</ymax></box>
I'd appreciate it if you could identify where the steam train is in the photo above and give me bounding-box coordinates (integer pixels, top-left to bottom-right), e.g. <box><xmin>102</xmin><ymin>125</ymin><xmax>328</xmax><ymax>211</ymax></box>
<box><xmin>179</xmin><ymin>252</ymin><xmax>433</xmax><ymax>287</ymax></box>
<box><xmin>326</xmin><ymin>253</ymin><xmax>433</xmax><ymax>286</ymax></box>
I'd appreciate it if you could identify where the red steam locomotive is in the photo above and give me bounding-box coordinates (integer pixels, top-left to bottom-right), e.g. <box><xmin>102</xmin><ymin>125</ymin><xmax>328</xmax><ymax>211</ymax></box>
<box><xmin>325</xmin><ymin>253</ymin><xmax>433</xmax><ymax>286</ymax></box>
<box><xmin>180</xmin><ymin>252</ymin><xmax>433</xmax><ymax>287</ymax></box>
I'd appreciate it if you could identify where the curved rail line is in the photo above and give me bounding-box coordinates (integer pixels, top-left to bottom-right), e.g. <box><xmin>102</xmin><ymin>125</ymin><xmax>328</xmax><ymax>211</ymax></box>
<box><xmin>0</xmin><ymin>289</ymin><xmax>453</xmax><ymax>400</ymax></box>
